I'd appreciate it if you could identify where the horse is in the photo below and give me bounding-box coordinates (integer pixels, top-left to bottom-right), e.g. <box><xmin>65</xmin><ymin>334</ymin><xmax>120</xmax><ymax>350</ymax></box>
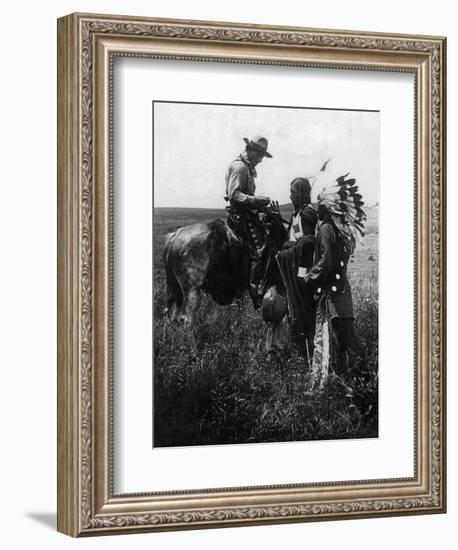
<box><xmin>162</xmin><ymin>203</ymin><xmax>315</xmax><ymax>356</ymax></box>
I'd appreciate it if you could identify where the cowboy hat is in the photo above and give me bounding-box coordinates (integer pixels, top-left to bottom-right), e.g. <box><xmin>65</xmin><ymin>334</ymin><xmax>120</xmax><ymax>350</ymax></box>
<box><xmin>243</xmin><ymin>135</ymin><xmax>272</xmax><ymax>158</ymax></box>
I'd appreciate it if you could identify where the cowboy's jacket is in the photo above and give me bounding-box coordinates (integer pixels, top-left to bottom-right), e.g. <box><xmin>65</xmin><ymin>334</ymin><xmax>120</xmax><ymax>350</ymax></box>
<box><xmin>225</xmin><ymin>152</ymin><xmax>257</xmax><ymax>207</ymax></box>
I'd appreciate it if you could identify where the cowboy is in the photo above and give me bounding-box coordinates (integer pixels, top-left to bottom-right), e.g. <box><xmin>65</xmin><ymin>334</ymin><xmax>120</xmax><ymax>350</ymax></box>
<box><xmin>302</xmin><ymin>177</ymin><xmax>365</xmax><ymax>387</ymax></box>
<box><xmin>225</xmin><ymin>136</ymin><xmax>273</xmax><ymax>308</ymax></box>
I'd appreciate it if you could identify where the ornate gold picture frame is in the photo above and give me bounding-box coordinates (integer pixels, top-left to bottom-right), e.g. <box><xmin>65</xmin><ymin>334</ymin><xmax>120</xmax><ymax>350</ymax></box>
<box><xmin>57</xmin><ymin>13</ymin><xmax>446</xmax><ymax>536</ymax></box>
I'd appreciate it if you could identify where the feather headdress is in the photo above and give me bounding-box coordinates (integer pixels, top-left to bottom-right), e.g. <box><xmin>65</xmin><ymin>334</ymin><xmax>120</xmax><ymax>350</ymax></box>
<box><xmin>317</xmin><ymin>173</ymin><xmax>366</xmax><ymax>254</ymax></box>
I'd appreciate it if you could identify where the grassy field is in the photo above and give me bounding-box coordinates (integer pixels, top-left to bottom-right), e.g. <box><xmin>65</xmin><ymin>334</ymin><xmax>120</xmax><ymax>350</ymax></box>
<box><xmin>153</xmin><ymin>206</ymin><xmax>379</xmax><ymax>447</ymax></box>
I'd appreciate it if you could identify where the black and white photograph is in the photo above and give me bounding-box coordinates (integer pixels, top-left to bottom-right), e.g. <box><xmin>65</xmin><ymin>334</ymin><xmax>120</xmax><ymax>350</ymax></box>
<box><xmin>1</xmin><ymin>0</ymin><xmax>451</xmax><ymax>544</ymax></box>
<box><xmin>153</xmin><ymin>100</ymin><xmax>379</xmax><ymax>448</ymax></box>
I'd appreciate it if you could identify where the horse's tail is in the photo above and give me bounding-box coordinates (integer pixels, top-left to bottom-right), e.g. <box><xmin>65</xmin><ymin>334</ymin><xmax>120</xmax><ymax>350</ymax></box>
<box><xmin>163</xmin><ymin>232</ymin><xmax>183</xmax><ymax>320</ymax></box>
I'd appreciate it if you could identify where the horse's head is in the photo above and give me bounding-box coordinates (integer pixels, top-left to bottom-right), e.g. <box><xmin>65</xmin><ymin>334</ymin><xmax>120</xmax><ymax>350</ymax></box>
<box><xmin>261</xmin><ymin>202</ymin><xmax>288</xmax><ymax>251</ymax></box>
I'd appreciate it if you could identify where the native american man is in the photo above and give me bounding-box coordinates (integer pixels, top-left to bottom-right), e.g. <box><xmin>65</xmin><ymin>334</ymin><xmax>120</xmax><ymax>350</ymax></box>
<box><xmin>275</xmin><ymin>177</ymin><xmax>318</xmax><ymax>360</ymax></box>
<box><xmin>302</xmin><ymin>175</ymin><xmax>366</xmax><ymax>388</ymax></box>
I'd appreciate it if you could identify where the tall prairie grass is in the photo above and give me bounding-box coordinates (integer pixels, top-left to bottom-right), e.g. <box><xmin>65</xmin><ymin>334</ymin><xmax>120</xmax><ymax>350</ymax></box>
<box><xmin>153</xmin><ymin>207</ymin><xmax>378</xmax><ymax>447</ymax></box>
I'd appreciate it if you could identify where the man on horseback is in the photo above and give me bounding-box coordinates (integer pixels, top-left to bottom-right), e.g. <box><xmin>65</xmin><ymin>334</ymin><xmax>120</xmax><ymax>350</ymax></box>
<box><xmin>225</xmin><ymin>136</ymin><xmax>273</xmax><ymax>308</ymax></box>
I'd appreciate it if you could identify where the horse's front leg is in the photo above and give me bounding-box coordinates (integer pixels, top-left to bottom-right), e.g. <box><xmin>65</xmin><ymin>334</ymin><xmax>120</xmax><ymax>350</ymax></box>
<box><xmin>265</xmin><ymin>318</ymin><xmax>288</xmax><ymax>360</ymax></box>
<box><xmin>181</xmin><ymin>287</ymin><xmax>201</xmax><ymax>357</ymax></box>
<box><xmin>265</xmin><ymin>322</ymin><xmax>275</xmax><ymax>354</ymax></box>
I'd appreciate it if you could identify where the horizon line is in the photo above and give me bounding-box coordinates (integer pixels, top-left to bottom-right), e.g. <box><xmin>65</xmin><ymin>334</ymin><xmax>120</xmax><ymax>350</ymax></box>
<box><xmin>154</xmin><ymin>203</ymin><xmax>379</xmax><ymax>210</ymax></box>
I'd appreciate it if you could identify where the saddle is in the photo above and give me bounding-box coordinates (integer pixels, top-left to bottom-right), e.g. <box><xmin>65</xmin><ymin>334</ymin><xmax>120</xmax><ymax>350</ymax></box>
<box><xmin>226</xmin><ymin>204</ymin><xmax>288</xmax><ymax>310</ymax></box>
<box><xmin>225</xmin><ymin>205</ymin><xmax>266</xmax><ymax>256</ymax></box>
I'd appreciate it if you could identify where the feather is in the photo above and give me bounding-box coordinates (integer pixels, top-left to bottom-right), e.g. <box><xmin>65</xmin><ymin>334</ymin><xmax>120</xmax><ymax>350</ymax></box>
<box><xmin>342</xmin><ymin>178</ymin><xmax>356</xmax><ymax>187</ymax></box>
<box><xmin>320</xmin><ymin>158</ymin><xmax>332</xmax><ymax>172</ymax></box>
<box><xmin>317</xmin><ymin>172</ymin><xmax>367</xmax><ymax>253</ymax></box>
<box><xmin>321</xmin><ymin>192</ymin><xmax>341</xmax><ymax>202</ymax></box>
<box><xmin>336</xmin><ymin>173</ymin><xmax>350</xmax><ymax>183</ymax></box>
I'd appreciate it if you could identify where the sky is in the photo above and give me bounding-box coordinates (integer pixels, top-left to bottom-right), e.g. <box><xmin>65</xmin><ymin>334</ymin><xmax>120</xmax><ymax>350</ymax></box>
<box><xmin>153</xmin><ymin>101</ymin><xmax>379</xmax><ymax>209</ymax></box>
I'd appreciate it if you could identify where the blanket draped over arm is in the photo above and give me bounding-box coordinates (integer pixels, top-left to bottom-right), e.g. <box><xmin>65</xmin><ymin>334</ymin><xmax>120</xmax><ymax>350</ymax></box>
<box><xmin>276</xmin><ymin>235</ymin><xmax>316</xmax><ymax>334</ymax></box>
